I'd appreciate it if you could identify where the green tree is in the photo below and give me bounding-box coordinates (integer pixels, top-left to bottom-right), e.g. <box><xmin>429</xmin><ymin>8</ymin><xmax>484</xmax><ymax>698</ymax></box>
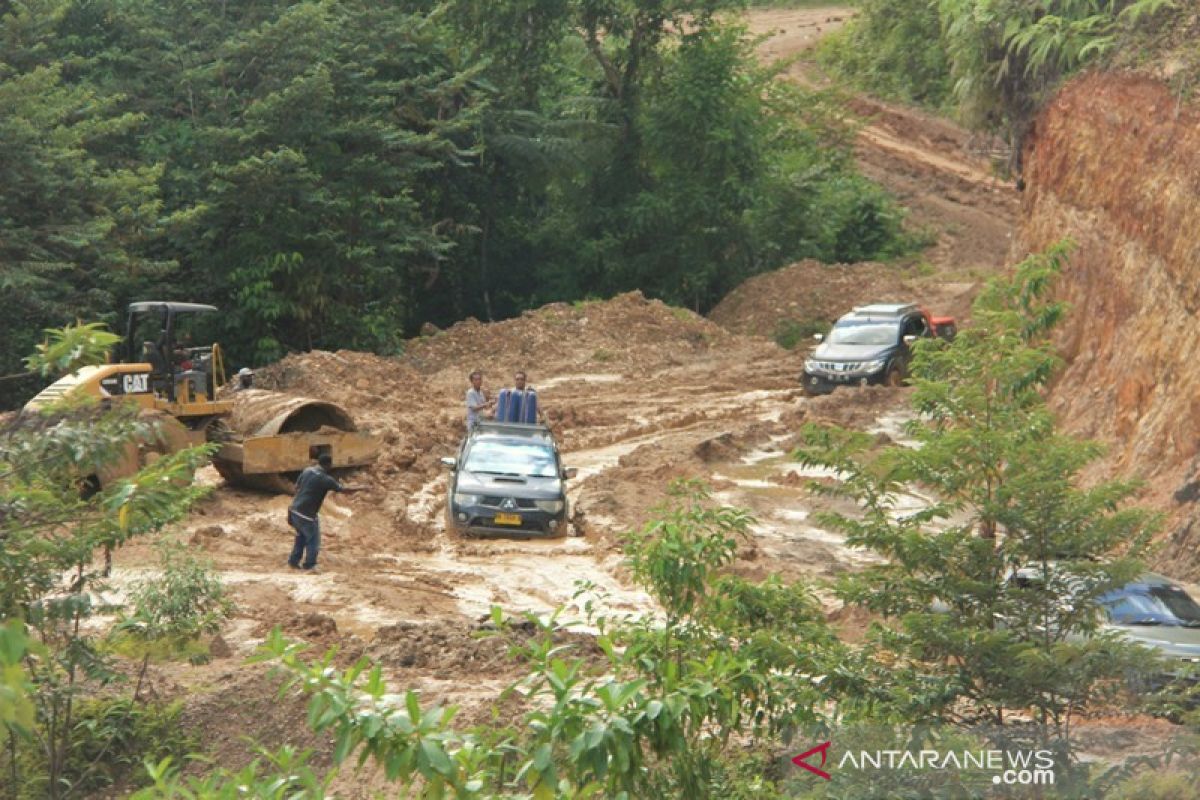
<box><xmin>159</xmin><ymin>0</ymin><xmax>489</xmax><ymax>362</ymax></box>
<box><xmin>115</xmin><ymin>541</ymin><xmax>235</xmax><ymax>646</ymax></box>
<box><xmin>0</xmin><ymin>0</ymin><xmax>168</xmax><ymax>405</ymax></box>
<box><xmin>825</xmin><ymin>0</ymin><xmax>1183</xmax><ymax>170</ymax></box>
<box><xmin>1</xmin><ymin>326</ymin><xmax>212</xmax><ymax>798</ymax></box>
<box><xmin>818</xmin><ymin>0</ymin><xmax>953</xmax><ymax>109</ymax></box>
<box><xmin>795</xmin><ymin>244</ymin><xmax>1160</xmax><ymax>763</ymax></box>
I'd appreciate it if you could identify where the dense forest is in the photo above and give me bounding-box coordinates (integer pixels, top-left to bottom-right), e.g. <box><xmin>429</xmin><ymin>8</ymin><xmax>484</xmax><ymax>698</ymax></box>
<box><xmin>0</xmin><ymin>0</ymin><xmax>921</xmax><ymax>405</ymax></box>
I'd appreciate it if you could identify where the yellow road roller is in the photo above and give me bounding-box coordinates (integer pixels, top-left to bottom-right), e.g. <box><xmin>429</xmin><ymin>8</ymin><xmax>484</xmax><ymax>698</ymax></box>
<box><xmin>23</xmin><ymin>301</ymin><xmax>380</xmax><ymax>492</ymax></box>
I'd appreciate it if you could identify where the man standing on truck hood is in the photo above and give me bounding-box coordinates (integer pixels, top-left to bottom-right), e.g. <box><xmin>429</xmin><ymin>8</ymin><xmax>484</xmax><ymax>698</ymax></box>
<box><xmin>287</xmin><ymin>453</ymin><xmax>362</xmax><ymax>571</ymax></box>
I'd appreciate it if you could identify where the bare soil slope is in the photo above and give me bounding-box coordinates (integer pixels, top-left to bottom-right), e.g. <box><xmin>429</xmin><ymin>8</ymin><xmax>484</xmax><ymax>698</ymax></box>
<box><xmin>708</xmin><ymin>259</ymin><xmax>978</xmax><ymax>338</ymax></box>
<box><xmin>1020</xmin><ymin>72</ymin><xmax>1200</xmax><ymax>576</ymax></box>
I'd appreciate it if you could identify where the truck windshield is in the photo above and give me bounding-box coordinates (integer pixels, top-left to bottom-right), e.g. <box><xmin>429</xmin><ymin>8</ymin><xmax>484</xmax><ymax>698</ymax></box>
<box><xmin>1102</xmin><ymin>584</ymin><xmax>1200</xmax><ymax>626</ymax></box>
<box><xmin>465</xmin><ymin>440</ymin><xmax>559</xmax><ymax>478</ymax></box>
<box><xmin>828</xmin><ymin>324</ymin><xmax>898</xmax><ymax>346</ymax></box>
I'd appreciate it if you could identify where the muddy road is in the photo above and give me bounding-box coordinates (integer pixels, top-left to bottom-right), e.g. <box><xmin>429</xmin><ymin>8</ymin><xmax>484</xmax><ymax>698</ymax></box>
<box><xmin>99</xmin><ymin>7</ymin><xmax>1029</xmax><ymax>787</ymax></box>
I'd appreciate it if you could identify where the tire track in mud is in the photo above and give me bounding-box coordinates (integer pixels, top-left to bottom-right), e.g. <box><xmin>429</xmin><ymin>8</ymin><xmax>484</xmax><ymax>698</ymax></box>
<box><xmin>175</xmin><ymin>357</ymin><xmax>901</xmax><ymax>655</ymax></box>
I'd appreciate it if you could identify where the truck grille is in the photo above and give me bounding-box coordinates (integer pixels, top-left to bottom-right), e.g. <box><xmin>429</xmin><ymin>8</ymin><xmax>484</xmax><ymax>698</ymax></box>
<box><xmin>811</xmin><ymin>361</ymin><xmax>865</xmax><ymax>373</ymax></box>
<box><xmin>480</xmin><ymin>496</ymin><xmax>537</xmax><ymax>509</ymax></box>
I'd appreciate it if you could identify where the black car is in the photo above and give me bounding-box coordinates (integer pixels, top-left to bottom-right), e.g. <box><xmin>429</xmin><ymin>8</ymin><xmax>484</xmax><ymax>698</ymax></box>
<box><xmin>442</xmin><ymin>421</ymin><xmax>575</xmax><ymax>537</ymax></box>
<box><xmin>801</xmin><ymin>303</ymin><xmax>941</xmax><ymax>396</ymax></box>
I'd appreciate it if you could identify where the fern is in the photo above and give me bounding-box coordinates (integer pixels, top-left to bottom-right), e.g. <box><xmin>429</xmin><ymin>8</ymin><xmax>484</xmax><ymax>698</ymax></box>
<box><xmin>1119</xmin><ymin>0</ymin><xmax>1179</xmax><ymax>24</ymax></box>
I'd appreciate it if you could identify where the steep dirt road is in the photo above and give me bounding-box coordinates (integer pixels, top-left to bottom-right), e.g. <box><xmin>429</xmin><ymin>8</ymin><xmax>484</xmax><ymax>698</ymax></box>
<box><xmin>745</xmin><ymin>7</ymin><xmax>1019</xmax><ymax>273</ymax></box>
<box><xmin>95</xmin><ymin>9</ymin><xmax>1030</xmax><ymax>790</ymax></box>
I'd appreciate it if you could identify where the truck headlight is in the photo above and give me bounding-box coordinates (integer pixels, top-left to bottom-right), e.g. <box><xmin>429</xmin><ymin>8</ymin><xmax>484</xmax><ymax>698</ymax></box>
<box><xmin>862</xmin><ymin>358</ymin><xmax>888</xmax><ymax>373</ymax></box>
<box><xmin>534</xmin><ymin>499</ymin><xmax>564</xmax><ymax>513</ymax></box>
<box><xmin>803</xmin><ymin>359</ymin><xmax>818</xmax><ymax>372</ymax></box>
<box><xmin>453</xmin><ymin>492</ymin><xmax>482</xmax><ymax>506</ymax></box>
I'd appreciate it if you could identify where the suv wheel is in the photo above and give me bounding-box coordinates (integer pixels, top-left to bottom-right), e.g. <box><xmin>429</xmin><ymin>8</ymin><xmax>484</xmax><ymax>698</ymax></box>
<box><xmin>885</xmin><ymin>363</ymin><xmax>904</xmax><ymax>387</ymax></box>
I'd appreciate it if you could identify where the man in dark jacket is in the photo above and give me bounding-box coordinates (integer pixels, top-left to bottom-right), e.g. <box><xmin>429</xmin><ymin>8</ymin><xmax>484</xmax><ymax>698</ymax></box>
<box><xmin>287</xmin><ymin>453</ymin><xmax>362</xmax><ymax>571</ymax></box>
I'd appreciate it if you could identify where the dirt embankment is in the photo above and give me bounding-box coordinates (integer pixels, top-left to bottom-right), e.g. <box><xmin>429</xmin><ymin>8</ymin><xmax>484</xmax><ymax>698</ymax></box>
<box><xmin>745</xmin><ymin>8</ymin><xmax>1020</xmax><ymax>275</ymax></box>
<box><xmin>1020</xmin><ymin>73</ymin><xmax>1200</xmax><ymax>575</ymax></box>
<box><xmin>708</xmin><ymin>259</ymin><xmax>978</xmax><ymax>338</ymax></box>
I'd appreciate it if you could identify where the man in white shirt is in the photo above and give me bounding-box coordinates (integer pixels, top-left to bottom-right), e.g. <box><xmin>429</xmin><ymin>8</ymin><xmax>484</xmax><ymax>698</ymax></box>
<box><xmin>465</xmin><ymin>370</ymin><xmax>493</xmax><ymax>430</ymax></box>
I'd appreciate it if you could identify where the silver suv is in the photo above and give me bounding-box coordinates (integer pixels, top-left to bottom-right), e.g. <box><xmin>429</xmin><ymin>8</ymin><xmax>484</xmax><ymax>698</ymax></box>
<box><xmin>441</xmin><ymin>422</ymin><xmax>575</xmax><ymax>537</ymax></box>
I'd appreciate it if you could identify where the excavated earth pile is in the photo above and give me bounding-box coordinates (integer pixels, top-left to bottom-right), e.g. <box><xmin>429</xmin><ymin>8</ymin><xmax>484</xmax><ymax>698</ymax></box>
<box><xmin>708</xmin><ymin>259</ymin><xmax>979</xmax><ymax>339</ymax></box>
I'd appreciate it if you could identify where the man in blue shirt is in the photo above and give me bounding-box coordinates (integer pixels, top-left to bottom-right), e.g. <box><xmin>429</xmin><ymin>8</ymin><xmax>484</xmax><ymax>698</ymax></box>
<box><xmin>287</xmin><ymin>453</ymin><xmax>363</xmax><ymax>571</ymax></box>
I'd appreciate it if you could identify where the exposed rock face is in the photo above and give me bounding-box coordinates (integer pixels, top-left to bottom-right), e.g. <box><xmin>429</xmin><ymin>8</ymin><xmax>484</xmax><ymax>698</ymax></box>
<box><xmin>1020</xmin><ymin>72</ymin><xmax>1200</xmax><ymax>575</ymax></box>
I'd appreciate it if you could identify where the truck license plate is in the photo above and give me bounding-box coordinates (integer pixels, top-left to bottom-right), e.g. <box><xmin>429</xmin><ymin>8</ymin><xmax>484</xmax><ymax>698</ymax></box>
<box><xmin>494</xmin><ymin>512</ymin><xmax>521</xmax><ymax>526</ymax></box>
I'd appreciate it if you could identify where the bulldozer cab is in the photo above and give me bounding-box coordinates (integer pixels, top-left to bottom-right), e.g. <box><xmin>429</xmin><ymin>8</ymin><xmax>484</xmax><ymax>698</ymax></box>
<box><xmin>123</xmin><ymin>301</ymin><xmax>226</xmax><ymax>405</ymax></box>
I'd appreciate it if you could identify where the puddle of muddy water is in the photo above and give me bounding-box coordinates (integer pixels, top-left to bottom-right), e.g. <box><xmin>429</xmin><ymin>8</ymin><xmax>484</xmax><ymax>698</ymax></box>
<box><xmin>710</xmin><ymin>454</ymin><xmax>887</xmax><ymax>575</ymax></box>
<box><xmin>407</xmin><ymin>474</ymin><xmax>448</xmax><ymax>524</ymax></box>
<box><xmin>866</xmin><ymin>409</ymin><xmax>918</xmax><ymax>445</ymax></box>
<box><xmin>740</xmin><ymin>434</ymin><xmax>795</xmax><ymax>465</ymax></box>
<box><xmin>399</xmin><ymin>544</ymin><xmax>657</xmax><ymax>628</ymax></box>
<box><xmin>567</xmin><ymin>437</ymin><xmax>654</xmax><ymax>481</ymax></box>
<box><xmin>335</xmin><ymin>520</ymin><xmax>659</xmax><ymax>632</ymax></box>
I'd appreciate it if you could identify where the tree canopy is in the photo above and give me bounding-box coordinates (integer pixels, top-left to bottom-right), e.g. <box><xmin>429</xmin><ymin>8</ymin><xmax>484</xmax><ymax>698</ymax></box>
<box><xmin>0</xmin><ymin>0</ymin><xmax>917</xmax><ymax>406</ymax></box>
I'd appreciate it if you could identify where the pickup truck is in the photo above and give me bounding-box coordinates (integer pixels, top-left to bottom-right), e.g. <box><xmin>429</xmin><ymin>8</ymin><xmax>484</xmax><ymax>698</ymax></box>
<box><xmin>800</xmin><ymin>303</ymin><xmax>956</xmax><ymax>396</ymax></box>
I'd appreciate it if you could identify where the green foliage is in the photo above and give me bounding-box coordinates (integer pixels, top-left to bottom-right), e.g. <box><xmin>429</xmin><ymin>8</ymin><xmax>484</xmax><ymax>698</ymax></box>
<box><xmin>794</xmin><ymin>243</ymin><xmax>1161</xmax><ymax>760</ymax></box>
<box><xmin>1</xmin><ymin>333</ymin><xmax>214</xmax><ymax>799</ymax></box>
<box><xmin>0</xmin><ymin>0</ymin><xmax>918</xmax><ymax>401</ymax></box>
<box><xmin>114</xmin><ymin>542</ymin><xmax>235</xmax><ymax>645</ymax></box>
<box><xmin>818</xmin><ymin>0</ymin><xmax>955</xmax><ymax>109</ymax></box>
<box><xmin>0</xmin><ymin>621</ymin><xmax>38</xmax><ymax>749</ymax></box>
<box><xmin>8</xmin><ymin>698</ymin><xmax>194</xmax><ymax>798</ymax></box>
<box><xmin>1108</xmin><ymin>769</ymin><xmax>1200</xmax><ymax>800</ymax></box>
<box><xmin>773</xmin><ymin>318</ymin><xmax>828</xmax><ymax>350</ymax></box>
<box><xmin>136</xmin><ymin>746</ymin><xmax>331</xmax><ymax>799</ymax></box>
<box><xmin>0</xmin><ymin>8</ymin><xmax>169</xmax><ymax>403</ymax></box>
<box><xmin>24</xmin><ymin>322</ymin><xmax>122</xmax><ymax>378</ymax></box>
<box><xmin>625</xmin><ymin>480</ymin><xmax>748</xmax><ymax>624</ymax></box>
<box><xmin>822</xmin><ymin>0</ymin><xmax>1185</xmax><ymax>163</ymax></box>
<box><xmin>744</xmin><ymin>95</ymin><xmax>920</xmax><ymax>271</ymax></box>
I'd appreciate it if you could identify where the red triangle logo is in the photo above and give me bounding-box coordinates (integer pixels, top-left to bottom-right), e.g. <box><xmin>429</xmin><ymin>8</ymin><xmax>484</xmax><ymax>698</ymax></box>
<box><xmin>792</xmin><ymin>741</ymin><xmax>832</xmax><ymax>780</ymax></box>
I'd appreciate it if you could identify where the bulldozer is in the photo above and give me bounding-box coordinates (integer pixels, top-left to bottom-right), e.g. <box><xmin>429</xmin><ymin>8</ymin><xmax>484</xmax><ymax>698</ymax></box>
<box><xmin>22</xmin><ymin>301</ymin><xmax>380</xmax><ymax>492</ymax></box>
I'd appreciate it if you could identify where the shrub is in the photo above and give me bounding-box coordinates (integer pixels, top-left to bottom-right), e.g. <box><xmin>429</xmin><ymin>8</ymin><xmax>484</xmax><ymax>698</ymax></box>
<box><xmin>9</xmin><ymin>697</ymin><xmax>192</xmax><ymax>799</ymax></box>
<box><xmin>116</xmin><ymin>542</ymin><xmax>235</xmax><ymax>645</ymax></box>
<box><xmin>773</xmin><ymin>318</ymin><xmax>828</xmax><ymax>350</ymax></box>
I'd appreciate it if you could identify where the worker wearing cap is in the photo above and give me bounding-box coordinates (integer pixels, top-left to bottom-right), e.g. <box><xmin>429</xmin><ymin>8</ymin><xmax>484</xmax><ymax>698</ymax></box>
<box><xmin>233</xmin><ymin>367</ymin><xmax>254</xmax><ymax>391</ymax></box>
